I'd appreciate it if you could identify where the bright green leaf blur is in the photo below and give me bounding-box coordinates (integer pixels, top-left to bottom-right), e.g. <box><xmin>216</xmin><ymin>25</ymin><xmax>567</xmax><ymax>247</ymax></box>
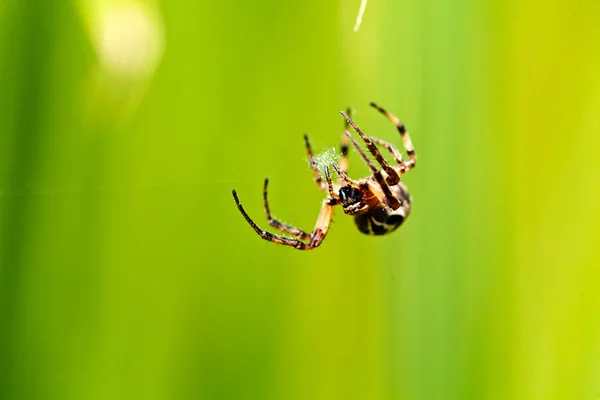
<box><xmin>1</xmin><ymin>0</ymin><xmax>599</xmax><ymax>399</ymax></box>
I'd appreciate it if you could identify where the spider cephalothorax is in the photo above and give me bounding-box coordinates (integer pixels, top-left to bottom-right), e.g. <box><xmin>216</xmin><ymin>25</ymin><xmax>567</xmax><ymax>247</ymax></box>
<box><xmin>339</xmin><ymin>185</ymin><xmax>364</xmax><ymax>213</ymax></box>
<box><xmin>232</xmin><ymin>102</ymin><xmax>417</xmax><ymax>250</ymax></box>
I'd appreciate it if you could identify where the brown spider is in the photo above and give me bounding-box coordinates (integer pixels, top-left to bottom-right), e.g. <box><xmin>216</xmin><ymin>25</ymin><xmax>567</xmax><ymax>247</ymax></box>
<box><xmin>231</xmin><ymin>102</ymin><xmax>416</xmax><ymax>250</ymax></box>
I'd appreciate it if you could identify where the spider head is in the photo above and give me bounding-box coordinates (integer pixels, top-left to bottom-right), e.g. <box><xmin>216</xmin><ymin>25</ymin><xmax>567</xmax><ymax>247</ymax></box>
<box><xmin>339</xmin><ymin>185</ymin><xmax>366</xmax><ymax>214</ymax></box>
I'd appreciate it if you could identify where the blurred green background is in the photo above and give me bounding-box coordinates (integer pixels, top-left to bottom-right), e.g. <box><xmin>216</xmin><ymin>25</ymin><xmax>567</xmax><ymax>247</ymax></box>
<box><xmin>1</xmin><ymin>0</ymin><xmax>600</xmax><ymax>399</ymax></box>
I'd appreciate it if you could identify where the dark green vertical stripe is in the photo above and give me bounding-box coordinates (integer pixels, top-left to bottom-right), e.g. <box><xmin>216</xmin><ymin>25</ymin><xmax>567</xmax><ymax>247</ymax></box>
<box><xmin>0</xmin><ymin>2</ymin><xmax>57</xmax><ymax>398</ymax></box>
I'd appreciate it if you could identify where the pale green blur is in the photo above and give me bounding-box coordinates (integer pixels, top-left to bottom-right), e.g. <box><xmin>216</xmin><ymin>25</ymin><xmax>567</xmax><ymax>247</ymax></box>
<box><xmin>1</xmin><ymin>0</ymin><xmax>599</xmax><ymax>399</ymax></box>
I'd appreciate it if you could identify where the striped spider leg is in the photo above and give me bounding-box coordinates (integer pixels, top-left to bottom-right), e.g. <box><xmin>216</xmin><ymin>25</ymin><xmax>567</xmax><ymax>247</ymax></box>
<box><xmin>232</xmin><ymin>166</ymin><xmax>339</xmax><ymax>250</ymax></box>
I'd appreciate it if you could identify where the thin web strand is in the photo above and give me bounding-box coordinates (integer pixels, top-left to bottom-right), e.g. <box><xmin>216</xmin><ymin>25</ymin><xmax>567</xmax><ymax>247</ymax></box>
<box><xmin>353</xmin><ymin>0</ymin><xmax>368</xmax><ymax>32</ymax></box>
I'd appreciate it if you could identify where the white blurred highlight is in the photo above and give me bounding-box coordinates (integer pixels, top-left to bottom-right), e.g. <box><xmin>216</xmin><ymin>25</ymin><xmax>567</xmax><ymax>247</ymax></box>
<box><xmin>89</xmin><ymin>1</ymin><xmax>165</xmax><ymax>80</ymax></box>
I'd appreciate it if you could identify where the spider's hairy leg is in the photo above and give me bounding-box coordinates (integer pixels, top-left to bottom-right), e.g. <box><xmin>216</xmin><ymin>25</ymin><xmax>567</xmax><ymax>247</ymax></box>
<box><xmin>341</xmin><ymin>132</ymin><xmax>401</xmax><ymax>210</ymax></box>
<box><xmin>232</xmin><ymin>189</ymin><xmax>337</xmax><ymax>250</ymax></box>
<box><xmin>324</xmin><ymin>165</ymin><xmax>337</xmax><ymax>199</ymax></box>
<box><xmin>305</xmin><ymin>198</ymin><xmax>337</xmax><ymax>249</ymax></box>
<box><xmin>331</xmin><ymin>161</ymin><xmax>360</xmax><ymax>188</ymax></box>
<box><xmin>304</xmin><ymin>134</ymin><xmax>328</xmax><ymax>192</ymax></box>
<box><xmin>370</xmin><ymin>137</ymin><xmax>407</xmax><ymax>173</ymax></box>
<box><xmin>339</xmin><ymin>111</ymin><xmax>401</xmax><ymax>186</ymax></box>
<box><xmin>262</xmin><ymin>178</ymin><xmax>311</xmax><ymax>241</ymax></box>
<box><xmin>232</xmin><ymin>190</ymin><xmax>309</xmax><ymax>248</ymax></box>
<box><xmin>339</xmin><ymin>107</ymin><xmax>351</xmax><ymax>173</ymax></box>
<box><xmin>370</xmin><ymin>102</ymin><xmax>416</xmax><ymax>170</ymax></box>
<box><xmin>343</xmin><ymin>130</ymin><xmax>378</xmax><ymax>174</ymax></box>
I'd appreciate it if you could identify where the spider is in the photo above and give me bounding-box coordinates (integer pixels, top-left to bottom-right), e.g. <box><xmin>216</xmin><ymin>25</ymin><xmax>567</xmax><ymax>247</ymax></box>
<box><xmin>231</xmin><ymin>102</ymin><xmax>416</xmax><ymax>250</ymax></box>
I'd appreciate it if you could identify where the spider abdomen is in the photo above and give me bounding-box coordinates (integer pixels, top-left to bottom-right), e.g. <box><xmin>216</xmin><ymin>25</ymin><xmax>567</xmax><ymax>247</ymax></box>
<box><xmin>353</xmin><ymin>182</ymin><xmax>411</xmax><ymax>236</ymax></box>
<box><xmin>354</xmin><ymin>207</ymin><xmax>408</xmax><ymax>235</ymax></box>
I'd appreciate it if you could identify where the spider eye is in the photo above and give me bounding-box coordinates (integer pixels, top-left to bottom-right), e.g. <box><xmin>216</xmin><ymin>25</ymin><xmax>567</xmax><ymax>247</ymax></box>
<box><xmin>339</xmin><ymin>186</ymin><xmax>362</xmax><ymax>206</ymax></box>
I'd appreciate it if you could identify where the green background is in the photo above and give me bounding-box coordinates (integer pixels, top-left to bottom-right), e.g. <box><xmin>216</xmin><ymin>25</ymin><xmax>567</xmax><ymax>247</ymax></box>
<box><xmin>1</xmin><ymin>0</ymin><xmax>600</xmax><ymax>399</ymax></box>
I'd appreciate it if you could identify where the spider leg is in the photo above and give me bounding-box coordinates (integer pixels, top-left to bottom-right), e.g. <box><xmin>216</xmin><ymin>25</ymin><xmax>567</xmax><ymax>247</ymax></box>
<box><xmin>342</xmin><ymin>131</ymin><xmax>378</xmax><ymax>174</ymax></box>
<box><xmin>304</xmin><ymin>134</ymin><xmax>328</xmax><ymax>192</ymax></box>
<box><xmin>262</xmin><ymin>178</ymin><xmax>312</xmax><ymax>241</ymax></box>
<box><xmin>339</xmin><ymin>111</ymin><xmax>401</xmax><ymax>186</ymax></box>
<box><xmin>331</xmin><ymin>161</ymin><xmax>360</xmax><ymax>188</ymax></box>
<box><xmin>370</xmin><ymin>137</ymin><xmax>407</xmax><ymax>173</ymax></box>
<box><xmin>232</xmin><ymin>189</ymin><xmax>338</xmax><ymax>250</ymax></box>
<box><xmin>342</xmin><ymin>132</ymin><xmax>401</xmax><ymax>210</ymax></box>
<box><xmin>339</xmin><ymin>107</ymin><xmax>351</xmax><ymax>173</ymax></box>
<box><xmin>324</xmin><ymin>166</ymin><xmax>337</xmax><ymax>199</ymax></box>
<box><xmin>370</xmin><ymin>102</ymin><xmax>416</xmax><ymax>170</ymax></box>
